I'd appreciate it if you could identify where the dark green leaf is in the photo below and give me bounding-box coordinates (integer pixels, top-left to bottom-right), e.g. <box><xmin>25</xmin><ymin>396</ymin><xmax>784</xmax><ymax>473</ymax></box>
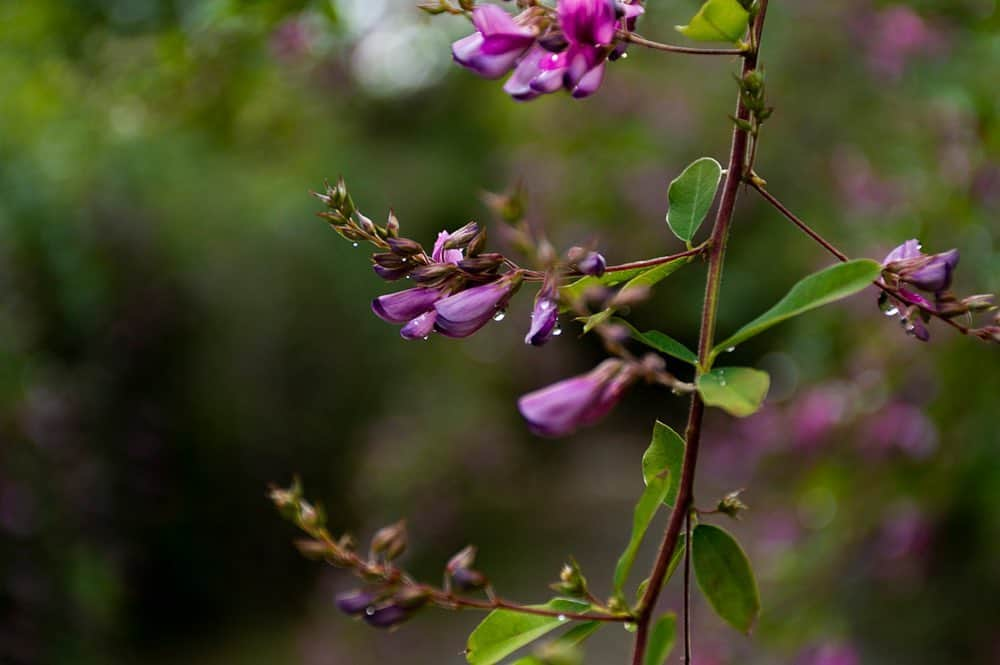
<box><xmin>466</xmin><ymin>599</ymin><xmax>591</xmax><ymax>665</ymax></box>
<box><xmin>641</xmin><ymin>422</ymin><xmax>686</xmax><ymax>506</ymax></box>
<box><xmin>644</xmin><ymin>613</ymin><xmax>677</xmax><ymax>665</ymax></box>
<box><xmin>712</xmin><ymin>259</ymin><xmax>881</xmax><ymax>359</ymax></box>
<box><xmin>614</xmin><ymin>319</ymin><xmax>698</xmax><ymax>365</ymax></box>
<box><xmin>696</xmin><ymin>367</ymin><xmax>770</xmax><ymax>418</ymax></box>
<box><xmin>667</xmin><ymin>157</ymin><xmax>723</xmax><ymax>243</ymax></box>
<box><xmin>692</xmin><ymin>524</ymin><xmax>760</xmax><ymax>634</ymax></box>
<box><xmin>676</xmin><ymin>0</ymin><xmax>751</xmax><ymax>43</ymax></box>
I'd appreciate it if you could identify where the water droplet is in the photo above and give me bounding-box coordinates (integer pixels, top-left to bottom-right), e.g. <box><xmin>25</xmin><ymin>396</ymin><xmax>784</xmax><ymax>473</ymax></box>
<box><xmin>352</xmin><ymin>242</ymin><xmax>359</xmax><ymax>248</ymax></box>
<box><xmin>405</xmin><ymin>275</ymin><xmax>411</xmax><ymax>279</ymax></box>
<box><xmin>553</xmin><ymin>326</ymin><xmax>562</xmax><ymax>337</ymax></box>
<box><xmin>904</xmin><ymin>322</ymin><xmax>917</xmax><ymax>334</ymax></box>
<box><xmin>401</xmin><ymin>257</ymin><xmax>408</xmax><ymax>262</ymax></box>
<box><xmin>422</xmin><ymin>336</ymin><xmax>430</xmax><ymax>341</ymax></box>
<box><xmin>557</xmin><ymin>614</ymin><xmax>567</xmax><ymax>622</ymax></box>
<box><xmin>493</xmin><ymin>310</ymin><xmax>506</xmax><ymax>322</ymax></box>
<box><xmin>365</xmin><ymin>607</ymin><xmax>376</xmax><ymax>616</ymax></box>
<box><xmin>883</xmin><ymin>306</ymin><xmax>899</xmax><ymax>317</ymax></box>
<box><xmin>621</xmin><ymin>52</ymin><xmax>629</xmax><ymax>59</ymax></box>
<box><xmin>726</xmin><ymin>346</ymin><xmax>736</xmax><ymax>353</ymax></box>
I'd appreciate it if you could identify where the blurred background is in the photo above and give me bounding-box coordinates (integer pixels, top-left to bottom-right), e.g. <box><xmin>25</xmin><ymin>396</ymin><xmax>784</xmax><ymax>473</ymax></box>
<box><xmin>0</xmin><ymin>0</ymin><xmax>998</xmax><ymax>664</ymax></box>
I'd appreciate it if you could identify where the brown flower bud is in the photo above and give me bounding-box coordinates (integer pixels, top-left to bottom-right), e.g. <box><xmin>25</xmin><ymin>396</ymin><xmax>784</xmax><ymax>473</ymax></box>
<box><xmin>371</xmin><ymin>520</ymin><xmax>407</xmax><ymax>561</ymax></box>
<box><xmin>458</xmin><ymin>253</ymin><xmax>505</xmax><ymax>274</ymax></box>
<box><xmin>387</xmin><ymin>237</ymin><xmax>424</xmax><ymax>256</ymax></box>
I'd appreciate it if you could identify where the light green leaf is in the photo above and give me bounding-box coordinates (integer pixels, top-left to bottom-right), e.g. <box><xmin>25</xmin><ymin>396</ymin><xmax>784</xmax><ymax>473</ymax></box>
<box><xmin>697</xmin><ymin>367</ymin><xmax>770</xmax><ymax>417</ymax></box>
<box><xmin>692</xmin><ymin>524</ymin><xmax>760</xmax><ymax>634</ymax></box>
<box><xmin>580</xmin><ymin>308</ymin><xmax>614</xmax><ymax>334</ymax></box>
<box><xmin>644</xmin><ymin>613</ymin><xmax>677</xmax><ymax>665</ymax></box>
<box><xmin>466</xmin><ymin>599</ymin><xmax>591</xmax><ymax>665</ymax></box>
<box><xmin>667</xmin><ymin>157</ymin><xmax>723</xmax><ymax>243</ymax></box>
<box><xmin>509</xmin><ymin>622</ymin><xmax>600</xmax><ymax>665</ymax></box>
<box><xmin>676</xmin><ymin>0</ymin><xmax>751</xmax><ymax>43</ymax></box>
<box><xmin>641</xmin><ymin>422</ymin><xmax>686</xmax><ymax>507</ymax></box>
<box><xmin>618</xmin><ymin>257</ymin><xmax>690</xmax><ymax>294</ymax></box>
<box><xmin>560</xmin><ymin>267</ymin><xmax>651</xmax><ymax>305</ymax></box>
<box><xmin>613</xmin><ymin>469</ymin><xmax>671</xmax><ymax>595</ymax></box>
<box><xmin>712</xmin><ymin>259</ymin><xmax>881</xmax><ymax>359</ymax></box>
<box><xmin>613</xmin><ymin>319</ymin><xmax>698</xmax><ymax>365</ymax></box>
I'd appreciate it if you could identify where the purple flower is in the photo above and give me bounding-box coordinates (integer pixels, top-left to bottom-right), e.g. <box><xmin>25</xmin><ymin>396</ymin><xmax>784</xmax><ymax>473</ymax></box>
<box><xmin>577</xmin><ymin>251</ymin><xmax>607</xmax><ymax>277</ymax></box>
<box><xmin>883</xmin><ymin>239</ymin><xmax>960</xmax><ymax>293</ymax></box>
<box><xmin>432</xmin><ymin>230</ymin><xmax>465</xmax><ymax>265</ymax></box>
<box><xmin>362</xmin><ymin>604</ymin><xmax>411</xmax><ymax>629</ymax></box>
<box><xmin>336</xmin><ymin>589</ymin><xmax>377</xmax><ymax>615</ymax></box>
<box><xmin>560</xmin><ymin>0</ymin><xmax>618</xmax><ymax>51</ymax></box>
<box><xmin>400</xmin><ymin>309</ymin><xmax>438</xmax><ymax>340</ymax></box>
<box><xmin>372</xmin><ymin>287</ymin><xmax>442</xmax><ymax>324</ymax></box>
<box><xmin>434</xmin><ymin>273</ymin><xmax>522</xmax><ymax>338</ymax></box>
<box><xmin>518</xmin><ymin>359</ymin><xmax>635</xmax><ymax>437</ymax></box>
<box><xmin>525</xmin><ymin>295</ymin><xmax>559</xmax><ymax>346</ymax></box>
<box><xmin>452</xmin><ymin>5</ymin><xmax>536</xmax><ymax>79</ymax></box>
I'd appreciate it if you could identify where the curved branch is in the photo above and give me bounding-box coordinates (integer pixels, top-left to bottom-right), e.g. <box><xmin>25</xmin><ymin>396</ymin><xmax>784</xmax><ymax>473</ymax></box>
<box><xmin>623</xmin><ymin>32</ymin><xmax>746</xmax><ymax>56</ymax></box>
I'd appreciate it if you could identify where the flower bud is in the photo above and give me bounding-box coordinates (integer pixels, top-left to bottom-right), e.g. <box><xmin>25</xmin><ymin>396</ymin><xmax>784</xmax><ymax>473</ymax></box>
<box><xmin>442</xmin><ymin>222</ymin><xmax>480</xmax><ymax>249</ymax></box>
<box><xmin>452</xmin><ymin>568</ymin><xmax>489</xmax><ymax>591</ymax></box>
<box><xmin>356</xmin><ymin>213</ymin><xmax>378</xmax><ymax>237</ymax></box>
<box><xmin>446</xmin><ymin>545</ymin><xmax>478</xmax><ymax>574</ymax></box>
<box><xmin>466</xmin><ymin>229</ymin><xmax>488</xmax><ymax>257</ymax></box>
<box><xmin>577</xmin><ymin>251</ymin><xmax>607</xmax><ymax>277</ymax></box>
<box><xmin>336</xmin><ymin>589</ymin><xmax>378</xmax><ymax>615</ymax></box>
<box><xmin>386</xmin><ymin>210</ymin><xmax>400</xmax><ymax>237</ymax></box>
<box><xmin>391</xmin><ymin>587</ymin><xmax>430</xmax><ymax>610</ymax></box>
<box><xmin>962</xmin><ymin>294</ymin><xmax>995</xmax><ymax>312</ymax></box>
<box><xmin>550</xmin><ymin>559</ymin><xmax>589</xmax><ymax>598</ymax></box>
<box><xmin>363</xmin><ymin>604</ymin><xmax>411</xmax><ymax>629</ymax></box>
<box><xmin>459</xmin><ymin>253</ymin><xmax>505</xmax><ymax>274</ymax></box>
<box><xmin>387</xmin><ymin>237</ymin><xmax>425</xmax><ymax>256</ymax></box>
<box><xmin>371</xmin><ymin>520</ymin><xmax>407</xmax><ymax>561</ymax></box>
<box><xmin>411</xmin><ymin>263</ymin><xmax>458</xmax><ymax>286</ymax></box>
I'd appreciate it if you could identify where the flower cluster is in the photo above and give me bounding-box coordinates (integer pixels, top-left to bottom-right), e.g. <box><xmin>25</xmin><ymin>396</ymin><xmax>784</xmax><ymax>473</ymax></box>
<box><xmin>880</xmin><ymin>239</ymin><xmax>997</xmax><ymax>341</ymax></box>
<box><xmin>450</xmin><ymin>0</ymin><xmax>644</xmax><ymax>100</ymax></box>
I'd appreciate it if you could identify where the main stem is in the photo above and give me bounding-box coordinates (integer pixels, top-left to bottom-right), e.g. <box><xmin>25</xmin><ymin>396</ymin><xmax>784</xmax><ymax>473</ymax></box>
<box><xmin>630</xmin><ymin>4</ymin><xmax>769</xmax><ymax>664</ymax></box>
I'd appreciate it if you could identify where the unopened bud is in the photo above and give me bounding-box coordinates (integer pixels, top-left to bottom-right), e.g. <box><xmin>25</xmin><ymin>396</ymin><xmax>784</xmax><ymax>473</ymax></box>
<box><xmin>371</xmin><ymin>520</ymin><xmax>407</xmax><ymax>560</ymax></box>
<box><xmin>356</xmin><ymin>213</ymin><xmax>378</xmax><ymax>237</ymax></box>
<box><xmin>336</xmin><ymin>589</ymin><xmax>378</xmax><ymax>615</ymax></box>
<box><xmin>549</xmin><ymin>558</ymin><xmax>589</xmax><ymax>598</ymax></box>
<box><xmin>363</xmin><ymin>604</ymin><xmax>411</xmax><ymax>629</ymax></box>
<box><xmin>963</xmin><ymin>294</ymin><xmax>996</xmax><ymax>312</ymax></box>
<box><xmin>458</xmin><ymin>253</ymin><xmax>505</xmax><ymax>274</ymax></box>
<box><xmin>443</xmin><ymin>222</ymin><xmax>480</xmax><ymax>249</ymax></box>
<box><xmin>466</xmin><ymin>229</ymin><xmax>488</xmax><ymax>257</ymax></box>
<box><xmin>446</xmin><ymin>545</ymin><xmax>478</xmax><ymax>574</ymax></box>
<box><xmin>577</xmin><ymin>252</ymin><xmax>607</xmax><ymax>277</ymax></box>
<box><xmin>452</xmin><ymin>567</ymin><xmax>489</xmax><ymax>591</ymax></box>
<box><xmin>387</xmin><ymin>237</ymin><xmax>424</xmax><ymax>256</ymax></box>
<box><xmin>294</xmin><ymin>539</ymin><xmax>332</xmax><ymax>560</ymax></box>
<box><xmin>386</xmin><ymin>211</ymin><xmax>400</xmax><ymax>237</ymax></box>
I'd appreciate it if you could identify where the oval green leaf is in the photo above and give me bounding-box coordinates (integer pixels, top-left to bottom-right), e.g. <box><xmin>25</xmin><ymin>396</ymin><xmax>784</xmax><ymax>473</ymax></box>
<box><xmin>667</xmin><ymin>157</ymin><xmax>723</xmax><ymax>243</ymax></box>
<box><xmin>712</xmin><ymin>259</ymin><xmax>881</xmax><ymax>359</ymax></box>
<box><xmin>466</xmin><ymin>598</ymin><xmax>591</xmax><ymax>665</ymax></box>
<box><xmin>691</xmin><ymin>524</ymin><xmax>760</xmax><ymax>634</ymax></box>
<box><xmin>641</xmin><ymin>422</ymin><xmax>686</xmax><ymax>506</ymax></box>
<box><xmin>613</xmin><ymin>319</ymin><xmax>698</xmax><ymax>365</ymax></box>
<box><xmin>644</xmin><ymin>613</ymin><xmax>677</xmax><ymax>665</ymax></box>
<box><xmin>697</xmin><ymin>367</ymin><xmax>770</xmax><ymax>417</ymax></box>
<box><xmin>676</xmin><ymin>0</ymin><xmax>751</xmax><ymax>44</ymax></box>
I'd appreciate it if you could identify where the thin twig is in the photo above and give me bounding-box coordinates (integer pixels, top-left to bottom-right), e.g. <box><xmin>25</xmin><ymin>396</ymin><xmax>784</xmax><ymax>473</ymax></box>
<box><xmin>623</xmin><ymin>32</ymin><xmax>746</xmax><ymax>56</ymax></box>
<box><xmin>747</xmin><ymin>178</ymin><xmax>849</xmax><ymax>262</ymax></box>
<box><xmin>433</xmin><ymin>593</ymin><xmax>632</xmax><ymax>623</ymax></box>
<box><xmin>683</xmin><ymin>511</ymin><xmax>693</xmax><ymax>664</ymax></box>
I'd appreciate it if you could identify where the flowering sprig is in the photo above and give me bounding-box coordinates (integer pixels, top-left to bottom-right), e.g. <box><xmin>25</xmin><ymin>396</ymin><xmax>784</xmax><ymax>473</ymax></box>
<box><xmin>282</xmin><ymin>2</ymin><xmax>998</xmax><ymax>664</ymax></box>
<box><xmin>270</xmin><ymin>479</ymin><xmax>633</xmax><ymax>630</ymax></box>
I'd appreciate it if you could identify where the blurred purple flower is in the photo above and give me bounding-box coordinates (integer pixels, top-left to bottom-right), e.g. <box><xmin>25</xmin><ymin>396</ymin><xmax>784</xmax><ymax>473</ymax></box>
<box><xmin>858</xmin><ymin>5</ymin><xmax>944</xmax><ymax>80</ymax></box>
<box><xmin>525</xmin><ymin>295</ymin><xmax>559</xmax><ymax>346</ymax></box>
<box><xmin>452</xmin><ymin>5</ymin><xmax>536</xmax><ymax>79</ymax></box>
<box><xmin>791</xmin><ymin>387</ymin><xmax>848</xmax><ymax>450</ymax></box>
<box><xmin>518</xmin><ymin>359</ymin><xmax>635</xmax><ymax>437</ymax></box>
<box><xmin>875</xmin><ymin>503</ymin><xmax>933</xmax><ymax>562</ymax></box>
<box><xmin>861</xmin><ymin>402</ymin><xmax>937</xmax><ymax>459</ymax></box>
<box><xmin>335</xmin><ymin>589</ymin><xmax>377</xmax><ymax>615</ymax></box>
<box><xmin>798</xmin><ymin>643</ymin><xmax>861</xmax><ymax>665</ymax></box>
<box><xmin>434</xmin><ymin>273</ymin><xmax>522</xmax><ymax>338</ymax></box>
<box><xmin>577</xmin><ymin>251</ymin><xmax>607</xmax><ymax>277</ymax></box>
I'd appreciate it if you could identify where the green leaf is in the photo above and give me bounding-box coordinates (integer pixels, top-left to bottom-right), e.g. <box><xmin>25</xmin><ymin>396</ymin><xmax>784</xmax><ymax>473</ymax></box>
<box><xmin>712</xmin><ymin>259</ymin><xmax>881</xmax><ymax>359</ymax></box>
<box><xmin>644</xmin><ymin>613</ymin><xmax>677</xmax><ymax>665</ymax></box>
<box><xmin>641</xmin><ymin>422</ymin><xmax>686</xmax><ymax>507</ymax></box>
<box><xmin>696</xmin><ymin>367</ymin><xmax>770</xmax><ymax>418</ymax></box>
<box><xmin>613</xmin><ymin>319</ymin><xmax>698</xmax><ymax>365</ymax></box>
<box><xmin>580</xmin><ymin>308</ymin><xmax>614</xmax><ymax>334</ymax></box>
<box><xmin>560</xmin><ymin>267</ymin><xmax>651</xmax><ymax>305</ymax></box>
<box><xmin>466</xmin><ymin>599</ymin><xmax>591</xmax><ymax>665</ymax></box>
<box><xmin>676</xmin><ymin>0</ymin><xmax>751</xmax><ymax>43</ymax></box>
<box><xmin>619</xmin><ymin>257</ymin><xmax>690</xmax><ymax>294</ymax></box>
<box><xmin>667</xmin><ymin>157</ymin><xmax>723</xmax><ymax>243</ymax></box>
<box><xmin>509</xmin><ymin>622</ymin><xmax>600</xmax><ymax>665</ymax></box>
<box><xmin>613</xmin><ymin>469</ymin><xmax>671</xmax><ymax>595</ymax></box>
<box><xmin>692</xmin><ymin>524</ymin><xmax>760</xmax><ymax>634</ymax></box>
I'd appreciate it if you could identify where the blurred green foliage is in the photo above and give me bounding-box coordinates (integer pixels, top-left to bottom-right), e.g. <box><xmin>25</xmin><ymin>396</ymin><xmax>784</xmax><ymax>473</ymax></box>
<box><xmin>0</xmin><ymin>1</ymin><xmax>997</xmax><ymax>664</ymax></box>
